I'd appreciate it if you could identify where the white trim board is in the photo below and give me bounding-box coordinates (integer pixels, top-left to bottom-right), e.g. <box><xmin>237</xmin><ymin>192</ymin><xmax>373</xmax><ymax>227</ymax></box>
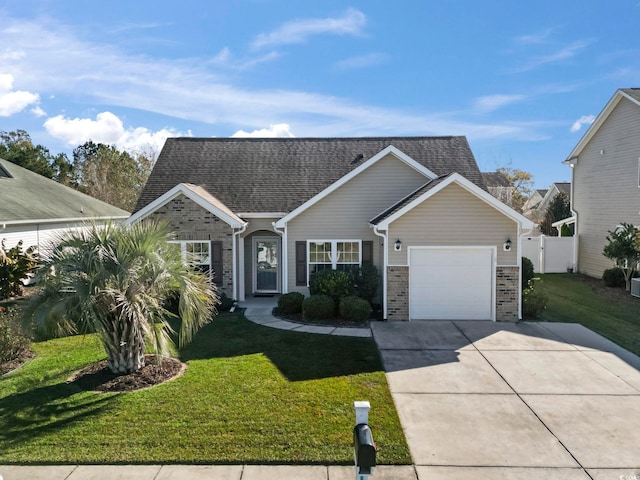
<box><xmin>274</xmin><ymin>145</ymin><xmax>436</xmax><ymax>228</ymax></box>
<box><xmin>127</xmin><ymin>183</ymin><xmax>246</xmax><ymax>228</ymax></box>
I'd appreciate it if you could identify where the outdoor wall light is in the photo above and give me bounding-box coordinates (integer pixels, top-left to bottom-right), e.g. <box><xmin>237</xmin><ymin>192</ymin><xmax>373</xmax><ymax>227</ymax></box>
<box><xmin>503</xmin><ymin>238</ymin><xmax>512</xmax><ymax>251</ymax></box>
<box><xmin>394</xmin><ymin>239</ymin><xmax>402</xmax><ymax>251</ymax></box>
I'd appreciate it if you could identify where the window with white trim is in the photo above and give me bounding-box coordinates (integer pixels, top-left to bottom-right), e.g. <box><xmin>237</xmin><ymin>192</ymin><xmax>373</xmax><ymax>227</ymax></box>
<box><xmin>173</xmin><ymin>241</ymin><xmax>211</xmax><ymax>276</ymax></box>
<box><xmin>308</xmin><ymin>240</ymin><xmax>361</xmax><ymax>280</ymax></box>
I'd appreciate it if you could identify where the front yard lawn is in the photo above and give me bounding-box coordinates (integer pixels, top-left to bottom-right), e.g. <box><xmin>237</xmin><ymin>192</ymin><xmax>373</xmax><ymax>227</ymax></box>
<box><xmin>0</xmin><ymin>312</ymin><xmax>411</xmax><ymax>465</ymax></box>
<box><xmin>539</xmin><ymin>273</ymin><xmax>640</xmax><ymax>356</ymax></box>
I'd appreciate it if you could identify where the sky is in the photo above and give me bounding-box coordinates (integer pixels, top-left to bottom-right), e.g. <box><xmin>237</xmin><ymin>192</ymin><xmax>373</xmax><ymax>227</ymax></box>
<box><xmin>1</xmin><ymin>1</ymin><xmax>639</xmax><ymax>189</ymax></box>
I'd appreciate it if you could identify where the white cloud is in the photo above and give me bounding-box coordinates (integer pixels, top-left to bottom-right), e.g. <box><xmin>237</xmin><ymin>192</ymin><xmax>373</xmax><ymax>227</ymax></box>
<box><xmin>44</xmin><ymin>111</ymin><xmax>188</xmax><ymax>154</ymax></box>
<box><xmin>0</xmin><ymin>16</ymin><xmax>550</xmax><ymax>143</ymax></box>
<box><xmin>251</xmin><ymin>8</ymin><xmax>366</xmax><ymax>49</ymax></box>
<box><xmin>333</xmin><ymin>52</ymin><xmax>387</xmax><ymax>71</ymax></box>
<box><xmin>474</xmin><ymin>94</ymin><xmax>526</xmax><ymax>112</ymax></box>
<box><xmin>0</xmin><ymin>73</ymin><xmax>41</xmax><ymax>116</ymax></box>
<box><xmin>570</xmin><ymin>114</ymin><xmax>595</xmax><ymax>133</ymax></box>
<box><xmin>232</xmin><ymin>123</ymin><xmax>295</xmax><ymax>138</ymax></box>
<box><xmin>510</xmin><ymin>40</ymin><xmax>592</xmax><ymax>73</ymax></box>
<box><xmin>515</xmin><ymin>28</ymin><xmax>556</xmax><ymax>45</ymax></box>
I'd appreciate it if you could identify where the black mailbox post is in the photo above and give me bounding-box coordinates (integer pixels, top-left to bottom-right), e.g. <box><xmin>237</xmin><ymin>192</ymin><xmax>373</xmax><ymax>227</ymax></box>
<box><xmin>354</xmin><ymin>423</ymin><xmax>376</xmax><ymax>475</ymax></box>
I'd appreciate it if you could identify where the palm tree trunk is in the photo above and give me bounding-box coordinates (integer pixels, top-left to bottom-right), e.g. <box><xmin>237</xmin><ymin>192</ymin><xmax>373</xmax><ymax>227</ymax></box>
<box><xmin>103</xmin><ymin>313</ymin><xmax>146</xmax><ymax>374</ymax></box>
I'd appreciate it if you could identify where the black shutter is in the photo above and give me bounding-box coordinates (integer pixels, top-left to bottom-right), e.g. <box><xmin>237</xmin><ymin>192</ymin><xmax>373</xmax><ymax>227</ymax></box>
<box><xmin>296</xmin><ymin>241</ymin><xmax>307</xmax><ymax>286</ymax></box>
<box><xmin>362</xmin><ymin>240</ymin><xmax>373</xmax><ymax>265</ymax></box>
<box><xmin>211</xmin><ymin>241</ymin><xmax>223</xmax><ymax>286</ymax></box>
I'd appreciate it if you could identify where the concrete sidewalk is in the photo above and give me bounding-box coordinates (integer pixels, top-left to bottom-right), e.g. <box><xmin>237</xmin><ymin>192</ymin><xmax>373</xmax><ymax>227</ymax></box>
<box><xmin>373</xmin><ymin>320</ymin><xmax>640</xmax><ymax>479</ymax></box>
<box><xmin>0</xmin><ymin>464</ymin><xmax>418</xmax><ymax>480</ymax></box>
<box><xmin>238</xmin><ymin>296</ymin><xmax>372</xmax><ymax>338</ymax></box>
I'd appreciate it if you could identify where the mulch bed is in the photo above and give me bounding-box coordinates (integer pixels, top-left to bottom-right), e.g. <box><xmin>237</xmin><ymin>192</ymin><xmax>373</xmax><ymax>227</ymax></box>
<box><xmin>67</xmin><ymin>355</ymin><xmax>186</xmax><ymax>393</ymax></box>
<box><xmin>0</xmin><ymin>348</ymin><xmax>35</xmax><ymax>376</ymax></box>
<box><xmin>568</xmin><ymin>273</ymin><xmax>638</xmax><ymax>303</ymax></box>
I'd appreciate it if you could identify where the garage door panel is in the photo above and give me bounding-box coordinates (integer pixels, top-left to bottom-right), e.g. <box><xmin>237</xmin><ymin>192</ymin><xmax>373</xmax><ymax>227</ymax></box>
<box><xmin>409</xmin><ymin>248</ymin><xmax>494</xmax><ymax>320</ymax></box>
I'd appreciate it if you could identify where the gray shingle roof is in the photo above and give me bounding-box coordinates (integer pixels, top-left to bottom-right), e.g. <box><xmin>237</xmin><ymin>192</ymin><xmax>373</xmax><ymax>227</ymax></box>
<box><xmin>0</xmin><ymin>159</ymin><xmax>130</xmax><ymax>223</ymax></box>
<box><xmin>481</xmin><ymin>171</ymin><xmax>511</xmax><ymax>188</ymax></box>
<box><xmin>553</xmin><ymin>182</ymin><xmax>571</xmax><ymax>195</ymax></box>
<box><xmin>369</xmin><ymin>174</ymin><xmax>452</xmax><ymax>225</ymax></box>
<box><xmin>135</xmin><ymin>136</ymin><xmax>484</xmax><ymax>214</ymax></box>
<box><xmin>621</xmin><ymin>88</ymin><xmax>640</xmax><ymax>102</ymax></box>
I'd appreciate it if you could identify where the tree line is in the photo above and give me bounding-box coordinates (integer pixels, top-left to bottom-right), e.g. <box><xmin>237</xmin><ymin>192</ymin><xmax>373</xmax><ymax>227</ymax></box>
<box><xmin>0</xmin><ymin>130</ymin><xmax>152</xmax><ymax>212</ymax></box>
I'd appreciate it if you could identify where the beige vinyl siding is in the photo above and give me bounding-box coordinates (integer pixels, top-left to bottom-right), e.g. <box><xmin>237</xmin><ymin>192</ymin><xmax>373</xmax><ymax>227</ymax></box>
<box><xmin>573</xmin><ymin>97</ymin><xmax>640</xmax><ymax>277</ymax></box>
<box><xmin>387</xmin><ymin>183</ymin><xmax>518</xmax><ymax>265</ymax></box>
<box><xmin>286</xmin><ymin>153</ymin><xmax>430</xmax><ymax>292</ymax></box>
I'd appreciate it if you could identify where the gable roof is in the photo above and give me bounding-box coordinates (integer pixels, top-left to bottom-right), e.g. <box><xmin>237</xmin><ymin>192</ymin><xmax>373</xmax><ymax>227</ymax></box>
<box><xmin>553</xmin><ymin>182</ymin><xmax>571</xmax><ymax>195</ymax></box>
<box><xmin>370</xmin><ymin>172</ymin><xmax>534</xmax><ymax>229</ymax></box>
<box><xmin>565</xmin><ymin>88</ymin><xmax>640</xmax><ymax>162</ymax></box>
<box><xmin>273</xmin><ymin>145</ymin><xmax>438</xmax><ymax>227</ymax></box>
<box><xmin>0</xmin><ymin>158</ymin><xmax>129</xmax><ymax>225</ymax></box>
<box><xmin>127</xmin><ymin>183</ymin><xmax>246</xmax><ymax>228</ymax></box>
<box><xmin>481</xmin><ymin>171</ymin><xmax>511</xmax><ymax>188</ymax></box>
<box><xmin>135</xmin><ymin>136</ymin><xmax>484</xmax><ymax>215</ymax></box>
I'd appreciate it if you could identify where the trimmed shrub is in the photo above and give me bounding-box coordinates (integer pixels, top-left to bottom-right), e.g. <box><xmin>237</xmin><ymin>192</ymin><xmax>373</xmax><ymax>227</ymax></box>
<box><xmin>353</xmin><ymin>264</ymin><xmax>379</xmax><ymax>303</ymax></box>
<box><xmin>302</xmin><ymin>294</ymin><xmax>335</xmax><ymax>320</ymax></box>
<box><xmin>339</xmin><ymin>296</ymin><xmax>372</xmax><ymax>323</ymax></box>
<box><xmin>277</xmin><ymin>292</ymin><xmax>305</xmax><ymax>314</ymax></box>
<box><xmin>521</xmin><ymin>257</ymin><xmax>535</xmax><ymax>289</ymax></box>
<box><xmin>603</xmin><ymin>267</ymin><xmax>626</xmax><ymax>288</ymax></box>
<box><xmin>309</xmin><ymin>269</ymin><xmax>354</xmax><ymax>304</ymax></box>
<box><xmin>522</xmin><ymin>279</ymin><xmax>548</xmax><ymax>319</ymax></box>
<box><xmin>0</xmin><ymin>306</ymin><xmax>31</xmax><ymax>363</ymax></box>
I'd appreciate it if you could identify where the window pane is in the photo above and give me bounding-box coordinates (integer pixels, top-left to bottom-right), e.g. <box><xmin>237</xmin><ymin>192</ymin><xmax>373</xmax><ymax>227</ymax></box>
<box><xmin>337</xmin><ymin>241</ymin><xmax>359</xmax><ymax>264</ymax></box>
<box><xmin>309</xmin><ymin>241</ymin><xmax>331</xmax><ymax>263</ymax></box>
<box><xmin>186</xmin><ymin>242</ymin><xmax>209</xmax><ymax>264</ymax></box>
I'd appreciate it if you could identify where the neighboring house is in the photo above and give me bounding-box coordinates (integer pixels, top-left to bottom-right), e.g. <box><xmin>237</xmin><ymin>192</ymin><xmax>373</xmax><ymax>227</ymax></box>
<box><xmin>522</xmin><ymin>183</ymin><xmax>571</xmax><ymax>230</ymax></box>
<box><xmin>522</xmin><ymin>189</ymin><xmax>547</xmax><ymax>222</ymax></box>
<box><xmin>561</xmin><ymin>88</ymin><xmax>640</xmax><ymax>277</ymax></box>
<box><xmin>129</xmin><ymin>137</ymin><xmax>533</xmax><ymax>321</ymax></box>
<box><xmin>536</xmin><ymin>182</ymin><xmax>571</xmax><ymax>216</ymax></box>
<box><xmin>0</xmin><ymin>158</ymin><xmax>130</xmax><ymax>254</ymax></box>
<box><xmin>482</xmin><ymin>171</ymin><xmax>514</xmax><ymax>206</ymax></box>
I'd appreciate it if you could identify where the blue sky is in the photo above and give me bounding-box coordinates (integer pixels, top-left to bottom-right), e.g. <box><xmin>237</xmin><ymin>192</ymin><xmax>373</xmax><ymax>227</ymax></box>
<box><xmin>0</xmin><ymin>0</ymin><xmax>639</xmax><ymax>189</ymax></box>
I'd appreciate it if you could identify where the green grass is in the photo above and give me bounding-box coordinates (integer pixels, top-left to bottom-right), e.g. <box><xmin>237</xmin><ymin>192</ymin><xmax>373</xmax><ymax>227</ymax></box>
<box><xmin>0</xmin><ymin>312</ymin><xmax>410</xmax><ymax>465</ymax></box>
<box><xmin>539</xmin><ymin>273</ymin><xmax>640</xmax><ymax>355</ymax></box>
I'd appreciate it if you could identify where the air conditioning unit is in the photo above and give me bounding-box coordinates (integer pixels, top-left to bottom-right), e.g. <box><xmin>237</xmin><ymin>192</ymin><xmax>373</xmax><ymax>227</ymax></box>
<box><xmin>631</xmin><ymin>278</ymin><xmax>640</xmax><ymax>298</ymax></box>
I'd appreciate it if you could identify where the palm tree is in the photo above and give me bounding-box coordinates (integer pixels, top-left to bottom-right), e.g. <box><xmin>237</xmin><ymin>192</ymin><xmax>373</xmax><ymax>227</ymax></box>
<box><xmin>28</xmin><ymin>221</ymin><xmax>217</xmax><ymax>374</ymax></box>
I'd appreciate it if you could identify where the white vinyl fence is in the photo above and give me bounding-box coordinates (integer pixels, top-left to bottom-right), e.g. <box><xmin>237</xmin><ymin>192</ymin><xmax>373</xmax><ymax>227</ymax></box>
<box><xmin>521</xmin><ymin>236</ymin><xmax>575</xmax><ymax>273</ymax></box>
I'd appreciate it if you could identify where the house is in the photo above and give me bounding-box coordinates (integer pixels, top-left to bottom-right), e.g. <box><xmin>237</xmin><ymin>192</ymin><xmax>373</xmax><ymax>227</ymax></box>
<box><xmin>522</xmin><ymin>189</ymin><xmax>547</xmax><ymax>222</ymax></box>
<box><xmin>482</xmin><ymin>171</ymin><xmax>514</xmax><ymax>206</ymax></box>
<box><xmin>522</xmin><ymin>182</ymin><xmax>571</xmax><ymax>229</ymax></box>
<box><xmin>0</xmin><ymin>158</ymin><xmax>129</xmax><ymax>254</ymax></box>
<box><xmin>129</xmin><ymin>137</ymin><xmax>533</xmax><ymax>321</ymax></box>
<box><xmin>560</xmin><ymin>88</ymin><xmax>640</xmax><ymax>277</ymax></box>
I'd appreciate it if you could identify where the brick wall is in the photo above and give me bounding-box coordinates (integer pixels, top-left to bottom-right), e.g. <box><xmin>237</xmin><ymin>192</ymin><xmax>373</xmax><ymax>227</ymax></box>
<box><xmin>496</xmin><ymin>266</ymin><xmax>519</xmax><ymax>322</ymax></box>
<box><xmin>386</xmin><ymin>265</ymin><xmax>520</xmax><ymax>322</ymax></box>
<box><xmin>148</xmin><ymin>194</ymin><xmax>234</xmax><ymax>295</ymax></box>
<box><xmin>387</xmin><ymin>266</ymin><xmax>409</xmax><ymax>321</ymax></box>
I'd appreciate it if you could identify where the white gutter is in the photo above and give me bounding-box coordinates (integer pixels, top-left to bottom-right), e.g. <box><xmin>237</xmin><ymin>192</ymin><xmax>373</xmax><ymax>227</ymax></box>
<box><xmin>272</xmin><ymin>222</ymin><xmax>287</xmax><ymax>294</ymax></box>
<box><xmin>232</xmin><ymin>224</ymin><xmax>248</xmax><ymax>301</ymax></box>
<box><xmin>1</xmin><ymin>215</ymin><xmax>129</xmax><ymax>226</ymax></box>
<box><xmin>372</xmin><ymin>225</ymin><xmax>388</xmax><ymax>321</ymax></box>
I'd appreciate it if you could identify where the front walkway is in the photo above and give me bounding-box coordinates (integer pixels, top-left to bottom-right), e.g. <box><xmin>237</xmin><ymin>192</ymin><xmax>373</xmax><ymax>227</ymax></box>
<box><xmin>237</xmin><ymin>296</ymin><xmax>372</xmax><ymax>338</ymax></box>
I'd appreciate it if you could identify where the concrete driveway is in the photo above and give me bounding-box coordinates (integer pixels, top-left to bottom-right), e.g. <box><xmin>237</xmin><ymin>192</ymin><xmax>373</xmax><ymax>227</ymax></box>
<box><xmin>372</xmin><ymin>320</ymin><xmax>640</xmax><ymax>479</ymax></box>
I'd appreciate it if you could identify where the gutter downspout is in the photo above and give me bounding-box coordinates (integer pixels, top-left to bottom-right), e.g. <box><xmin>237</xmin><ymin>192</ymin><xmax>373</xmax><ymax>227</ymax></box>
<box><xmin>569</xmin><ymin>166</ymin><xmax>579</xmax><ymax>272</ymax></box>
<box><xmin>372</xmin><ymin>225</ymin><xmax>388</xmax><ymax>321</ymax></box>
<box><xmin>272</xmin><ymin>222</ymin><xmax>287</xmax><ymax>294</ymax></box>
<box><xmin>233</xmin><ymin>224</ymin><xmax>247</xmax><ymax>301</ymax></box>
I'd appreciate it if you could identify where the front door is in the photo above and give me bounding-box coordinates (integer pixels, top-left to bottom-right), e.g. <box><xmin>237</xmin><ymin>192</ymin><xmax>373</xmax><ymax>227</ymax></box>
<box><xmin>253</xmin><ymin>236</ymin><xmax>280</xmax><ymax>293</ymax></box>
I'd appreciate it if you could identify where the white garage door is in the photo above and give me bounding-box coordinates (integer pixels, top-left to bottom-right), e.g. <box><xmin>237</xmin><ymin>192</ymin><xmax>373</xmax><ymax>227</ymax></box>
<box><xmin>409</xmin><ymin>247</ymin><xmax>494</xmax><ymax>320</ymax></box>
